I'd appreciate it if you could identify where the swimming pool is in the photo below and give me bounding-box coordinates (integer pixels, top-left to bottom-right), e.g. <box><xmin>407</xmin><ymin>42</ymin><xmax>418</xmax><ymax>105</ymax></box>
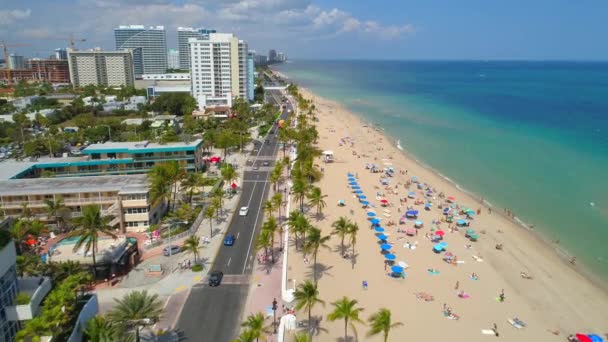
<box><xmin>55</xmin><ymin>236</ymin><xmax>85</xmax><ymax>246</ymax></box>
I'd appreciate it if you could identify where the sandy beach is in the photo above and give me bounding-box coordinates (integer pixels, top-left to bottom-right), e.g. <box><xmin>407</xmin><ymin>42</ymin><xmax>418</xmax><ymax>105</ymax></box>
<box><xmin>282</xmin><ymin>82</ymin><xmax>608</xmax><ymax>341</ymax></box>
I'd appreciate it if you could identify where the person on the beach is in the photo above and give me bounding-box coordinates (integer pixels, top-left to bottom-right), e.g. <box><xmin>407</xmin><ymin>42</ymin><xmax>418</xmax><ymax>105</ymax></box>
<box><xmin>493</xmin><ymin>323</ymin><xmax>499</xmax><ymax>337</ymax></box>
<box><xmin>455</xmin><ymin>281</ymin><xmax>459</xmax><ymax>290</ymax></box>
<box><xmin>471</xmin><ymin>273</ymin><xmax>478</xmax><ymax>280</ymax></box>
<box><xmin>499</xmin><ymin>289</ymin><xmax>505</xmax><ymax>302</ymax></box>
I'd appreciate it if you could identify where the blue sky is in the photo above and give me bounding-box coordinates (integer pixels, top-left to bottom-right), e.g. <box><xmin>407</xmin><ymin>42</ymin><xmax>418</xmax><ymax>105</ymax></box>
<box><xmin>1</xmin><ymin>0</ymin><xmax>607</xmax><ymax>60</ymax></box>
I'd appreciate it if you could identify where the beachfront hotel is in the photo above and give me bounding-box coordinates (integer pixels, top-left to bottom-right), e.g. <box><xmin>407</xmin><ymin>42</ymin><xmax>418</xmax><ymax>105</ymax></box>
<box><xmin>0</xmin><ymin>139</ymin><xmax>204</xmax><ymax>232</ymax></box>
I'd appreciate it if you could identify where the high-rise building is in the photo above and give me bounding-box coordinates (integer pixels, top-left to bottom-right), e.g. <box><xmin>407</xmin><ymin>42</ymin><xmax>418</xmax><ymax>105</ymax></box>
<box><xmin>247</xmin><ymin>51</ymin><xmax>255</xmax><ymax>101</ymax></box>
<box><xmin>55</xmin><ymin>48</ymin><xmax>68</xmax><ymax>60</ymax></box>
<box><xmin>268</xmin><ymin>49</ymin><xmax>277</xmax><ymax>63</ymax></box>
<box><xmin>177</xmin><ymin>27</ymin><xmax>216</xmax><ymax>70</ymax></box>
<box><xmin>255</xmin><ymin>55</ymin><xmax>268</xmax><ymax>66</ymax></box>
<box><xmin>114</xmin><ymin>25</ymin><xmax>167</xmax><ymax>76</ymax></box>
<box><xmin>189</xmin><ymin>33</ymin><xmax>249</xmax><ymax>108</ymax></box>
<box><xmin>167</xmin><ymin>49</ymin><xmax>179</xmax><ymax>69</ymax></box>
<box><xmin>277</xmin><ymin>52</ymin><xmax>286</xmax><ymax>62</ymax></box>
<box><xmin>8</xmin><ymin>54</ymin><xmax>25</xmax><ymax>69</ymax></box>
<box><xmin>27</xmin><ymin>59</ymin><xmax>70</xmax><ymax>83</ymax></box>
<box><xmin>67</xmin><ymin>49</ymin><xmax>135</xmax><ymax>87</ymax></box>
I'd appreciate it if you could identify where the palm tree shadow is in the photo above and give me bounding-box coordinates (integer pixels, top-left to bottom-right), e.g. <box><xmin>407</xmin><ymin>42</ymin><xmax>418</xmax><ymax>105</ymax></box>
<box><xmin>305</xmin><ymin>263</ymin><xmax>333</xmax><ymax>281</ymax></box>
<box><xmin>256</xmin><ymin>258</ymin><xmax>281</xmax><ymax>274</ymax></box>
<box><xmin>310</xmin><ymin>314</ymin><xmax>329</xmax><ymax>337</ymax></box>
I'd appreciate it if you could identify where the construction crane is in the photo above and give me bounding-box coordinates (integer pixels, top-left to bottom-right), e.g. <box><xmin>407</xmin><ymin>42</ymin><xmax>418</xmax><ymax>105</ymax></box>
<box><xmin>65</xmin><ymin>34</ymin><xmax>86</xmax><ymax>50</ymax></box>
<box><xmin>1</xmin><ymin>41</ymin><xmax>30</xmax><ymax>84</ymax></box>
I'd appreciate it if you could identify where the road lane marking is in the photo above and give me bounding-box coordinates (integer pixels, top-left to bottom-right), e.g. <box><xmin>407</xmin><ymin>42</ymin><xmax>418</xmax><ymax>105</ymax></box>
<box><xmin>236</xmin><ymin>232</ymin><xmax>240</xmax><ymax>239</ymax></box>
<box><xmin>175</xmin><ymin>285</ymin><xmax>187</xmax><ymax>293</ymax></box>
<box><xmin>227</xmin><ymin>257</ymin><xmax>232</xmax><ymax>266</ymax></box>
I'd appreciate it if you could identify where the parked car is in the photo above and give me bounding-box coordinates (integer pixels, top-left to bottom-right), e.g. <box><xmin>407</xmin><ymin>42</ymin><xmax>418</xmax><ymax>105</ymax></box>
<box><xmin>163</xmin><ymin>245</ymin><xmax>181</xmax><ymax>256</ymax></box>
<box><xmin>208</xmin><ymin>271</ymin><xmax>224</xmax><ymax>287</ymax></box>
<box><xmin>224</xmin><ymin>234</ymin><xmax>236</xmax><ymax>246</ymax></box>
<box><xmin>262</xmin><ymin>161</ymin><xmax>270</xmax><ymax>166</ymax></box>
<box><xmin>239</xmin><ymin>207</ymin><xmax>249</xmax><ymax>216</ymax></box>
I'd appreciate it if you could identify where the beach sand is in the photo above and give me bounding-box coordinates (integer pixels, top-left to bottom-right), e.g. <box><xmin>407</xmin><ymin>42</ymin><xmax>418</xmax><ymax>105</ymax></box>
<box><xmin>283</xmin><ymin>84</ymin><xmax>608</xmax><ymax>341</ymax></box>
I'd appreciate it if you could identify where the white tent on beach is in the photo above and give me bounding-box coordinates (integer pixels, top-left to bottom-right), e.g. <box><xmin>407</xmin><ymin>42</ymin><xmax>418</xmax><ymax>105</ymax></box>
<box><xmin>322</xmin><ymin>150</ymin><xmax>334</xmax><ymax>162</ymax></box>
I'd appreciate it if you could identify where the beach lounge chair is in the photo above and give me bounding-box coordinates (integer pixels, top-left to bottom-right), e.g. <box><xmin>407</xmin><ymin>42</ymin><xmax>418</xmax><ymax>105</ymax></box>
<box><xmin>508</xmin><ymin>318</ymin><xmax>526</xmax><ymax>329</ymax></box>
<box><xmin>362</xmin><ymin>280</ymin><xmax>368</xmax><ymax>290</ymax></box>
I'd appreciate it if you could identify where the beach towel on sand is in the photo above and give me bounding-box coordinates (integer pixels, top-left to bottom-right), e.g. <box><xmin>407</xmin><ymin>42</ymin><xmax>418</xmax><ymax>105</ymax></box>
<box><xmin>427</xmin><ymin>269</ymin><xmax>440</xmax><ymax>275</ymax></box>
<box><xmin>481</xmin><ymin>329</ymin><xmax>495</xmax><ymax>335</ymax></box>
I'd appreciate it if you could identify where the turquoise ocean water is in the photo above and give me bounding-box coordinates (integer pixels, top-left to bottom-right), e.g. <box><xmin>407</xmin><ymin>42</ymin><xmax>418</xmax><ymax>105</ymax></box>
<box><xmin>274</xmin><ymin>60</ymin><xmax>608</xmax><ymax>281</ymax></box>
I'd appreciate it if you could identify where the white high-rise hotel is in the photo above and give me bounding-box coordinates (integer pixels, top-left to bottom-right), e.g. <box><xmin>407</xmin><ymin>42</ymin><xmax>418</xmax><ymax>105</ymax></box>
<box><xmin>189</xmin><ymin>33</ymin><xmax>249</xmax><ymax>109</ymax></box>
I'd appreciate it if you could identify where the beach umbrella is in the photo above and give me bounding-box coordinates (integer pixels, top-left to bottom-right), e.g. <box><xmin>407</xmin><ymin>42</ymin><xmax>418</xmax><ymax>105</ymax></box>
<box><xmin>347</xmin><ymin>173</ymin><xmax>354</xmax><ymax>177</ymax></box>
<box><xmin>411</xmin><ymin>176</ymin><xmax>418</xmax><ymax>182</ymax></box>
<box><xmin>348</xmin><ymin>181</ymin><xmax>358</xmax><ymax>185</ymax></box>
<box><xmin>348</xmin><ymin>177</ymin><xmax>356</xmax><ymax>181</ymax></box>
<box><xmin>433</xmin><ymin>245</ymin><xmax>443</xmax><ymax>253</ymax></box>
<box><xmin>466</xmin><ymin>209</ymin><xmax>476</xmax><ymax>216</ymax></box>
<box><xmin>588</xmin><ymin>335</ymin><xmax>604</xmax><ymax>342</ymax></box>
<box><xmin>352</xmin><ymin>186</ymin><xmax>361</xmax><ymax>190</ymax></box>
<box><xmin>439</xmin><ymin>241</ymin><xmax>448</xmax><ymax>248</ymax></box>
<box><xmin>457</xmin><ymin>219</ymin><xmax>467</xmax><ymax>226</ymax></box>
<box><xmin>381</xmin><ymin>243</ymin><xmax>392</xmax><ymax>250</ymax></box>
<box><xmin>391</xmin><ymin>265</ymin><xmax>404</xmax><ymax>273</ymax></box>
<box><xmin>358</xmin><ymin>195</ymin><xmax>367</xmax><ymax>199</ymax></box>
<box><xmin>376</xmin><ymin>234</ymin><xmax>388</xmax><ymax>240</ymax></box>
<box><xmin>380</xmin><ymin>199</ymin><xmax>389</xmax><ymax>204</ymax></box>
<box><xmin>447</xmin><ymin>196</ymin><xmax>455</xmax><ymax>202</ymax></box>
<box><xmin>405</xmin><ymin>228</ymin><xmax>416</xmax><ymax>236</ymax></box>
<box><xmin>361</xmin><ymin>200</ymin><xmax>370</xmax><ymax>205</ymax></box>
<box><xmin>26</xmin><ymin>238</ymin><xmax>36</xmax><ymax>246</ymax></box>
<box><xmin>414</xmin><ymin>220</ymin><xmax>423</xmax><ymax>227</ymax></box>
<box><xmin>354</xmin><ymin>190</ymin><xmax>364</xmax><ymax>194</ymax></box>
<box><xmin>367</xmin><ymin>212</ymin><xmax>376</xmax><ymax>217</ymax></box>
<box><xmin>407</xmin><ymin>191</ymin><xmax>416</xmax><ymax>198</ymax></box>
<box><xmin>443</xmin><ymin>207</ymin><xmax>451</xmax><ymax>214</ymax></box>
<box><xmin>374</xmin><ymin>227</ymin><xmax>385</xmax><ymax>232</ymax></box>
<box><xmin>466</xmin><ymin>229</ymin><xmax>475</xmax><ymax>235</ymax></box>
<box><xmin>469</xmin><ymin>234</ymin><xmax>479</xmax><ymax>241</ymax></box>
<box><xmin>424</xmin><ymin>202</ymin><xmax>432</xmax><ymax>208</ymax></box>
<box><xmin>384</xmin><ymin>254</ymin><xmax>396</xmax><ymax>260</ymax></box>
<box><xmin>435</xmin><ymin>230</ymin><xmax>445</xmax><ymax>236</ymax></box>
<box><xmin>405</xmin><ymin>210</ymin><xmax>418</xmax><ymax>218</ymax></box>
<box><xmin>371</xmin><ymin>218</ymin><xmax>381</xmax><ymax>224</ymax></box>
<box><xmin>575</xmin><ymin>334</ymin><xmax>593</xmax><ymax>342</ymax></box>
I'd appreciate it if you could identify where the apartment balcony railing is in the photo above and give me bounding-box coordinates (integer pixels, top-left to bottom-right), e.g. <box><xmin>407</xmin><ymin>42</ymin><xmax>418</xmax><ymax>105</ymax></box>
<box><xmin>6</xmin><ymin>277</ymin><xmax>52</xmax><ymax>321</ymax></box>
<box><xmin>1</xmin><ymin>196</ymin><xmax>118</xmax><ymax>208</ymax></box>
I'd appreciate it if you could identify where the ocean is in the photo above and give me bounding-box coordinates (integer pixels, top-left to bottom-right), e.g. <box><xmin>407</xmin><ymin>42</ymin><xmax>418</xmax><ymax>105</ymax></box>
<box><xmin>273</xmin><ymin>60</ymin><xmax>608</xmax><ymax>280</ymax></box>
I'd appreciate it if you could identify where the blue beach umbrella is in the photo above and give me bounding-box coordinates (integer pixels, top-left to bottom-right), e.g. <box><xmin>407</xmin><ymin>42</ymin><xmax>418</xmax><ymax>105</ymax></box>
<box><xmin>376</xmin><ymin>234</ymin><xmax>388</xmax><ymax>240</ymax></box>
<box><xmin>371</xmin><ymin>218</ymin><xmax>381</xmax><ymax>225</ymax></box>
<box><xmin>358</xmin><ymin>195</ymin><xmax>367</xmax><ymax>199</ymax></box>
<box><xmin>361</xmin><ymin>200</ymin><xmax>370</xmax><ymax>205</ymax></box>
<box><xmin>433</xmin><ymin>245</ymin><xmax>443</xmax><ymax>253</ymax></box>
<box><xmin>352</xmin><ymin>186</ymin><xmax>361</xmax><ymax>190</ymax></box>
<box><xmin>588</xmin><ymin>335</ymin><xmax>604</xmax><ymax>342</ymax></box>
<box><xmin>439</xmin><ymin>241</ymin><xmax>448</xmax><ymax>248</ymax></box>
<box><xmin>391</xmin><ymin>265</ymin><xmax>404</xmax><ymax>273</ymax></box>
<box><xmin>374</xmin><ymin>226</ymin><xmax>385</xmax><ymax>232</ymax></box>
<box><xmin>354</xmin><ymin>190</ymin><xmax>363</xmax><ymax>194</ymax></box>
<box><xmin>405</xmin><ymin>210</ymin><xmax>418</xmax><ymax>218</ymax></box>
<box><xmin>411</xmin><ymin>176</ymin><xmax>418</xmax><ymax>182</ymax></box>
<box><xmin>408</xmin><ymin>191</ymin><xmax>416</xmax><ymax>198</ymax></box>
<box><xmin>347</xmin><ymin>173</ymin><xmax>354</xmax><ymax>177</ymax></box>
<box><xmin>348</xmin><ymin>176</ymin><xmax>356</xmax><ymax>180</ymax></box>
<box><xmin>381</xmin><ymin>243</ymin><xmax>392</xmax><ymax>250</ymax></box>
<box><xmin>457</xmin><ymin>219</ymin><xmax>467</xmax><ymax>226</ymax></box>
<box><xmin>348</xmin><ymin>181</ymin><xmax>358</xmax><ymax>185</ymax></box>
<box><xmin>385</xmin><ymin>254</ymin><xmax>396</xmax><ymax>260</ymax></box>
<box><xmin>425</xmin><ymin>203</ymin><xmax>432</xmax><ymax>208</ymax></box>
<box><xmin>443</xmin><ymin>207</ymin><xmax>451</xmax><ymax>214</ymax></box>
<box><xmin>367</xmin><ymin>212</ymin><xmax>376</xmax><ymax>217</ymax></box>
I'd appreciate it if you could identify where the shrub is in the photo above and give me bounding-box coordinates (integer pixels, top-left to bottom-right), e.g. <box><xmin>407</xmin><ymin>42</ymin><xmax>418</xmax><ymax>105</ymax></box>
<box><xmin>15</xmin><ymin>292</ymin><xmax>31</xmax><ymax>305</ymax></box>
<box><xmin>191</xmin><ymin>264</ymin><xmax>203</xmax><ymax>272</ymax></box>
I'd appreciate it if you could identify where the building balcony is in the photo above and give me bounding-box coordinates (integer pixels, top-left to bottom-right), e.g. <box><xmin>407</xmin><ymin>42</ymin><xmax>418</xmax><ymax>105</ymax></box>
<box><xmin>1</xmin><ymin>196</ymin><xmax>118</xmax><ymax>209</ymax></box>
<box><xmin>6</xmin><ymin>277</ymin><xmax>52</xmax><ymax>321</ymax></box>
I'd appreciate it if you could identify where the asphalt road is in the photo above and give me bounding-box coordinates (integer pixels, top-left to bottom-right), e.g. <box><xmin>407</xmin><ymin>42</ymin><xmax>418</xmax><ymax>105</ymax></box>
<box><xmin>176</xmin><ymin>92</ymin><xmax>290</xmax><ymax>341</ymax></box>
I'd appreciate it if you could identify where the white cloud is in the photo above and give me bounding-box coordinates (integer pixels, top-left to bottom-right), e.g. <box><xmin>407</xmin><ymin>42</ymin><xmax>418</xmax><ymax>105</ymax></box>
<box><xmin>0</xmin><ymin>9</ymin><xmax>31</xmax><ymax>26</ymax></box>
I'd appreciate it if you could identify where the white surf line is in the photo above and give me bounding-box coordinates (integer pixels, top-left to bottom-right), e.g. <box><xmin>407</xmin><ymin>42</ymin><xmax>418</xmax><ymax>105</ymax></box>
<box><xmin>242</xmin><ymin>113</ymin><xmax>286</xmax><ymax>274</ymax></box>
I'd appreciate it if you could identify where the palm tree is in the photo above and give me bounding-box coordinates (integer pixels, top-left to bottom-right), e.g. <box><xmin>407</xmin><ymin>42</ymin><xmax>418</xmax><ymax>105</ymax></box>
<box><xmin>84</xmin><ymin>315</ymin><xmax>118</xmax><ymax>342</ymax></box>
<box><xmin>303</xmin><ymin>226</ymin><xmax>330</xmax><ymax>284</ymax></box>
<box><xmin>262</xmin><ymin>217</ymin><xmax>278</xmax><ymax>262</ymax></box>
<box><xmin>263</xmin><ymin>200</ymin><xmax>275</xmax><ymax>220</ymax></box>
<box><xmin>327</xmin><ymin>297</ymin><xmax>365</xmax><ymax>342</ymax></box>
<box><xmin>204</xmin><ymin>205</ymin><xmax>215</xmax><ymax>238</ymax></box>
<box><xmin>20</xmin><ymin>202</ymin><xmax>32</xmax><ymax>220</ymax></box>
<box><xmin>293</xmin><ymin>280</ymin><xmax>325</xmax><ymax>337</ymax></box>
<box><xmin>107</xmin><ymin>290</ymin><xmax>164</xmax><ymax>342</ymax></box>
<box><xmin>272</xmin><ymin>192</ymin><xmax>283</xmax><ymax>221</ymax></box>
<box><xmin>287</xmin><ymin>211</ymin><xmax>309</xmax><ymax>251</ymax></box>
<box><xmin>68</xmin><ymin>204</ymin><xmax>117</xmax><ymax>279</ymax></box>
<box><xmin>221</xmin><ymin>164</ymin><xmax>237</xmax><ymax>186</ymax></box>
<box><xmin>367</xmin><ymin>308</ymin><xmax>403</xmax><ymax>342</ymax></box>
<box><xmin>348</xmin><ymin>222</ymin><xmax>359</xmax><ymax>269</ymax></box>
<box><xmin>293</xmin><ymin>333</ymin><xmax>312</xmax><ymax>342</ymax></box>
<box><xmin>255</xmin><ymin>229</ymin><xmax>272</xmax><ymax>260</ymax></box>
<box><xmin>331</xmin><ymin>217</ymin><xmax>351</xmax><ymax>255</ymax></box>
<box><xmin>291</xmin><ymin>177</ymin><xmax>308</xmax><ymax>212</ymax></box>
<box><xmin>180</xmin><ymin>172</ymin><xmax>202</xmax><ymax>203</ymax></box>
<box><xmin>232</xmin><ymin>329</ymin><xmax>257</xmax><ymax>342</ymax></box>
<box><xmin>44</xmin><ymin>197</ymin><xmax>66</xmax><ymax>229</ymax></box>
<box><xmin>240</xmin><ymin>312</ymin><xmax>271</xmax><ymax>342</ymax></box>
<box><xmin>183</xmin><ymin>235</ymin><xmax>201</xmax><ymax>263</ymax></box>
<box><xmin>149</xmin><ymin>169</ymin><xmax>172</xmax><ymax>211</ymax></box>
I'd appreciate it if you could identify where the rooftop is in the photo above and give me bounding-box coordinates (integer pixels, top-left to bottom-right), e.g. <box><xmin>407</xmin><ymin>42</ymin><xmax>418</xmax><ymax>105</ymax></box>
<box><xmin>83</xmin><ymin>139</ymin><xmax>202</xmax><ymax>153</ymax></box>
<box><xmin>0</xmin><ymin>156</ymin><xmax>90</xmax><ymax>180</ymax></box>
<box><xmin>49</xmin><ymin>236</ymin><xmax>130</xmax><ymax>264</ymax></box>
<box><xmin>0</xmin><ymin>174</ymin><xmax>149</xmax><ymax>197</ymax></box>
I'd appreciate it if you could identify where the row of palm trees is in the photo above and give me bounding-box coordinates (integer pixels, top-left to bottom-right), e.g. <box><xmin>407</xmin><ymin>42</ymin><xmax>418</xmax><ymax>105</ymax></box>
<box><xmin>237</xmin><ymin>284</ymin><xmax>402</xmax><ymax>342</ymax></box>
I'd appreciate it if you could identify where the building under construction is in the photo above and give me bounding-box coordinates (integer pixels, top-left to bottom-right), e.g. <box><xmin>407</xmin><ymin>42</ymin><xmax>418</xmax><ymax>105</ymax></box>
<box><xmin>0</xmin><ymin>59</ymin><xmax>70</xmax><ymax>84</ymax></box>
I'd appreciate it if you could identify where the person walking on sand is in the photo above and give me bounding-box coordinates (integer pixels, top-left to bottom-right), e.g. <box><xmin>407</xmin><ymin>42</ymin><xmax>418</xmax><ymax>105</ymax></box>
<box><xmin>499</xmin><ymin>289</ymin><xmax>505</xmax><ymax>302</ymax></box>
<box><xmin>493</xmin><ymin>323</ymin><xmax>499</xmax><ymax>337</ymax></box>
<box><xmin>455</xmin><ymin>281</ymin><xmax>460</xmax><ymax>290</ymax></box>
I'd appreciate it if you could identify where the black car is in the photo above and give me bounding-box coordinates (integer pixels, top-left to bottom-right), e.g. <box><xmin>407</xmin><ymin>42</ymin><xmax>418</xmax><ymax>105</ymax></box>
<box><xmin>208</xmin><ymin>271</ymin><xmax>224</xmax><ymax>287</ymax></box>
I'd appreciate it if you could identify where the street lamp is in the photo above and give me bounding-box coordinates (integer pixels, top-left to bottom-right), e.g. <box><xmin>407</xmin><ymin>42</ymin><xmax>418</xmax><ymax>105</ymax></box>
<box><xmin>272</xmin><ymin>298</ymin><xmax>278</xmax><ymax>333</ymax></box>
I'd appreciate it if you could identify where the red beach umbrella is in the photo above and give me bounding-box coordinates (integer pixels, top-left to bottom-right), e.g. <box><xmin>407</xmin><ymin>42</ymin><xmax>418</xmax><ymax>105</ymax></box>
<box><xmin>26</xmin><ymin>238</ymin><xmax>36</xmax><ymax>246</ymax></box>
<box><xmin>447</xmin><ymin>196</ymin><xmax>455</xmax><ymax>202</ymax></box>
<box><xmin>380</xmin><ymin>199</ymin><xmax>389</xmax><ymax>204</ymax></box>
<box><xmin>231</xmin><ymin>183</ymin><xmax>237</xmax><ymax>189</ymax></box>
<box><xmin>436</xmin><ymin>230</ymin><xmax>445</xmax><ymax>236</ymax></box>
<box><xmin>575</xmin><ymin>334</ymin><xmax>592</xmax><ymax>342</ymax></box>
